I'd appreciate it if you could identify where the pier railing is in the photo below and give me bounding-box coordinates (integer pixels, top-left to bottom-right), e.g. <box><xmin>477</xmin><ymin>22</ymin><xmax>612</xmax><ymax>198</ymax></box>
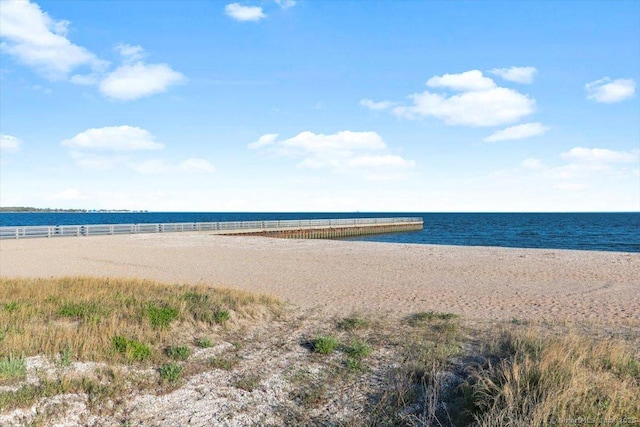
<box><xmin>0</xmin><ymin>217</ymin><xmax>423</xmax><ymax>240</ymax></box>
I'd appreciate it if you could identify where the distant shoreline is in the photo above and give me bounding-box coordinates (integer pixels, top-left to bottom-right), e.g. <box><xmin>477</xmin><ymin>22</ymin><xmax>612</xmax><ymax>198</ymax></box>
<box><xmin>0</xmin><ymin>207</ymin><xmax>147</xmax><ymax>213</ymax></box>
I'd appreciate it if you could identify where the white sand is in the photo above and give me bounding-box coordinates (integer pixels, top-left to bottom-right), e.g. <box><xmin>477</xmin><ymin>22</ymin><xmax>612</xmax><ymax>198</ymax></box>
<box><xmin>1</xmin><ymin>233</ymin><xmax>638</xmax><ymax>325</ymax></box>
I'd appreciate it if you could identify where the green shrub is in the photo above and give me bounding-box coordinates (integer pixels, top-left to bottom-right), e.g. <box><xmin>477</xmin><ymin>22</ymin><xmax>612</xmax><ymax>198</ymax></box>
<box><xmin>196</xmin><ymin>337</ymin><xmax>213</xmax><ymax>348</ymax></box>
<box><xmin>165</xmin><ymin>346</ymin><xmax>190</xmax><ymax>361</ymax></box>
<box><xmin>111</xmin><ymin>336</ymin><xmax>151</xmax><ymax>362</ymax></box>
<box><xmin>59</xmin><ymin>345</ymin><xmax>73</xmax><ymax>367</ymax></box>
<box><xmin>158</xmin><ymin>362</ymin><xmax>182</xmax><ymax>383</ymax></box>
<box><xmin>337</xmin><ymin>316</ymin><xmax>370</xmax><ymax>331</ymax></box>
<box><xmin>58</xmin><ymin>301</ymin><xmax>105</xmax><ymax>322</ymax></box>
<box><xmin>146</xmin><ymin>303</ymin><xmax>179</xmax><ymax>329</ymax></box>
<box><xmin>2</xmin><ymin>302</ymin><xmax>20</xmax><ymax>312</ymax></box>
<box><xmin>0</xmin><ymin>353</ymin><xmax>26</xmax><ymax>382</ymax></box>
<box><xmin>344</xmin><ymin>340</ymin><xmax>372</xmax><ymax>359</ymax></box>
<box><xmin>409</xmin><ymin>311</ymin><xmax>459</xmax><ymax>326</ymax></box>
<box><xmin>182</xmin><ymin>291</ymin><xmax>209</xmax><ymax>304</ymax></box>
<box><xmin>209</xmin><ymin>356</ymin><xmax>238</xmax><ymax>371</ymax></box>
<box><xmin>312</xmin><ymin>335</ymin><xmax>339</xmax><ymax>355</ymax></box>
<box><xmin>345</xmin><ymin>357</ymin><xmax>364</xmax><ymax>371</ymax></box>
<box><xmin>213</xmin><ymin>309</ymin><xmax>230</xmax><ymax>324</ymax></box>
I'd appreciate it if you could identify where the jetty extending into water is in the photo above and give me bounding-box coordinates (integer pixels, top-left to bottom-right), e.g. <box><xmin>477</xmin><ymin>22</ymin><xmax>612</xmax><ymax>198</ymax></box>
<box><xmin>0</xmin><ymin>217</ymin><xmax>423</xmax><ymax>240</ymax></box>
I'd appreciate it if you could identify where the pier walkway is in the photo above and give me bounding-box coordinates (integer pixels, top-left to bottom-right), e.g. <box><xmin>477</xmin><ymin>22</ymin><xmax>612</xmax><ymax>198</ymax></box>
<box><xmin>0</xmin><ymin>217</ymin><xmax>423</xmax><ymax>240</ymax></box>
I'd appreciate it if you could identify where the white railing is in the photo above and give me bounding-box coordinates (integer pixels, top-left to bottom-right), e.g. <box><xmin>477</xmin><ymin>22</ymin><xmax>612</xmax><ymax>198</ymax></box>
<box><xmin>0</xmin><ymin>217</ymin><xmax>423</xmax><ymax>239</ymax></box>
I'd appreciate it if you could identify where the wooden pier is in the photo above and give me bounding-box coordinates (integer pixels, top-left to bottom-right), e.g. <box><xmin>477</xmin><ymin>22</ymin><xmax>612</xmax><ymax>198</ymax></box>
<box><xmin>218</xmin><ymin>220</ymin><xmax>423</xmax><ymax>239</ymax></box>
<box><xmin>0</xmin><ymin>217</ymin><xmax>423</xmax><ymax>240</ymax></box>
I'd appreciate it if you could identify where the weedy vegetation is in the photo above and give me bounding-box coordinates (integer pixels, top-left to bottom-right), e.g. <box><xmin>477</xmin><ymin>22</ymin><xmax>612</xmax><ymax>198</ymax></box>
<box><xmin>1</xmin><ymin>277</ymin><xmax>638</xmax><ymax>426</ymax></box>
<box><xmin>311</xmin><ymin>335</ymin><xmax>340</xmax><ymax>355</ymax></box>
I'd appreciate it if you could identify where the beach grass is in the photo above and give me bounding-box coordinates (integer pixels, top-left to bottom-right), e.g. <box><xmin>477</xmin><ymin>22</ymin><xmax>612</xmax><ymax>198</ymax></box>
<box><xmin>1</xmin><ymin>277</ymin><xmax>638</xmax><ymax>425</ymax></box>
<box><xmin>0</xmin><ymin>276</ymin><xmax>281</xmax><ymax>365</ymax></box>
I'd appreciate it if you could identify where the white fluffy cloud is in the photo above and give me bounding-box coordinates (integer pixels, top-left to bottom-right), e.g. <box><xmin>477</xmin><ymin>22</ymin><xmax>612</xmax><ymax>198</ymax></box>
<box><xmin>0</xmin><ymin>134</ymin><xmax>23</xmax><ymax>152</ymax></box>
<box><xmin>99</xmin><ymin>62</ymin><xmax>185</xmax><ymax>101</ymax></box>
<box><xmin>62</xmin><ymin>126</ymin><xmax>165</xmax><ymax>151</ymax></box>
<box><xmin>484</xmin><ymin>122</ymin><xmax>549</xmax><ymax>142</ymax></box>
<box><xmin>490</xmin><ymin>66</ymin><xmax>537</xmax><ymax>84</ymax></box>
<box><xmin>225</xmin><ymin>3</ymin><xmax>266</xmax><ymax>21</ymax></box>
<box><xmin>0</xmin><ymin>0</ymin><xmax>106</xmax><ymax>80</ymax></box>
<box><xmin>359</xmin><ymin>99</ymin><xmax>397</xmax><ymax>111</ymax></box>
<box><xmin>114</xmin><ymin>43</ymin><xmax>145</xmax><ymax>62</ymax></box>
<box><xmin>393</xmin><ymin>87</ymin><xmax>535</xmax><ymax>127</ymax></box>
<box><xmin>426</xmin><ymin>70</ymin><xmax>496</xmax><ymax>91</ymax></box>
<box><xmin>0</xmin><ymin>1</ymin><xmax>185</xmax><ymax>100</ymax></box>
<box><xmin>561</xmin><ymin>147</ymin><xmax>639</xmax><ymax>163</ymax></box>
<box><xmin>365</xmin><ymin>70</ymin><xmax>536</xmax><ymax>127</ymax></box>
<box><xmin>249</xmin><ymin>130</ymin><xmax>414</xmax><ymax>179</ymax></box>
<box><xmin>586</xmin><ymin>78</ymin><xmax>636</xmax><ymax>103</ymax></box>
<box><xmin>62</xmin><ymin>126</ymin><xmax>214</xmax><ymax>174</ymax></box>
<box><xmin>247</xmin><ymin>133</ymin><xmax>278</xmax><ymax>149</ymax></box>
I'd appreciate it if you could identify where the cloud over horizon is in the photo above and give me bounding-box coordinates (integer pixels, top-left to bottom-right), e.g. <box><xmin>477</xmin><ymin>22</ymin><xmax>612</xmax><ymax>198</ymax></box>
<box><xmin>362</xmin><ymin>70</ymin><xmax>536</xmax><ymax>127</ymax></box>
<box><xmin>61</xmin><ymin>126</ymin><xmax>214</xmax><ymax>174</ymax></box>
<box><xmin>249</xmin><ymin>130</ymin><xmax>415</xmax><ymax>179</ymax></box>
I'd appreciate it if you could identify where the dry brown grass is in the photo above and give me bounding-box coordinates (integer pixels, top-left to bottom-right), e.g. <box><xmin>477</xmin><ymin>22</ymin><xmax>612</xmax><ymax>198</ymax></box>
<box><xmin>0</xmin><ymin>276</ymin><xmax>281</xmax><ymax>364</ymax></box>
<box><xmin>1</xmin><ymin>277</ymin><xmax>638</xmax><ymax>425</ymax></box>
<box><xmin>467</xmin><ymin>328</ymin><xmax>640</xmax><ymax>426</ymax></box>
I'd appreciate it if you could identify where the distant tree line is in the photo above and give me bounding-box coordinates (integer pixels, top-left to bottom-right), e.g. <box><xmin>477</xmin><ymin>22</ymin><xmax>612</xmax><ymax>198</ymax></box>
<box><xmin>0</xmin><ymin>207</ymin><xmax>145</xmax><ymax>213</ymax></box>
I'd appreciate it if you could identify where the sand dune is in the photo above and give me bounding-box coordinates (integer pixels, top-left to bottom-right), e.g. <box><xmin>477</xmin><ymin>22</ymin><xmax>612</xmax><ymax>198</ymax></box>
<box><xmin>1</xmin><ymin>233</ymin><xmax>638</xmax><ymax>325</ymax></box>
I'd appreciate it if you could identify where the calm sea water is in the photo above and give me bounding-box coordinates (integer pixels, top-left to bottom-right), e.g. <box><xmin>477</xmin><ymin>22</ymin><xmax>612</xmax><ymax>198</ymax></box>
<box><xmin>1</xmin><ymin>212</ymin><xmax>638</xmax><ymax>253</ymax></box>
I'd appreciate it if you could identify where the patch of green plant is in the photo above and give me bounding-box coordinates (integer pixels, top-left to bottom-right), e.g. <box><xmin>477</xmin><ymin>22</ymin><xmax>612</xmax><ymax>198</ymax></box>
<box><xmin>165</xmin><ymin>345</ymin><xmax>190</xmax><ymax>361</ymax></box>
<box><xmin>209</xmin><ymin>356</ymin><xmax>238</xmax><ymax>371</ymax></box>
<box><xmin>432</xmin><ymin>321</ymin><xmax>459</xmax><ymax>334</ymax></box>
<box><xmin>0</xmin><ymin>353</ymin><xmax>26</xmax><ymax>382</ymax></box>
<box><xmin>189</xmin><ymin>306</ymin><xmax>229</xmax><ymax>325</ymax></box>
<box><xmin>146</xmin><ymin>303</ymin><xmax>179</xmax><ymax>329</ymax></box>
<box><xmin>158</xmin><ymin>362</ymin><xmax>183</xmax><ymax>383</ymax></box>
<box><xmin>609</xmin><ymin>356</ymin><xmax>640</xmax><ymax>380</ymax></box>
<box><xmin>196</xmin><ymin>337</ymin><xmax>213</xmax><ymax>348</ymax></box>
<box><xmin>58</xmin><ymin>301</ymin><xmax>106</xmax><ymax>323</ymax></box>
<box><xmin>59</xmin><ymin>345</ymin><xmax>73</xmax><ymax>367</ymax></box>
<box><xmin>344</xmin><ymin>340</ymin><xmax>373</xmax><ymax>359</ymax></box>
<box><xmin>183</xmin><ymin>291</ymin><xmax>209</xmax><ymax>304</ymax></box>
<box><xmin>345</xmin><ymin>357</ymin><xmax>364</xmax><ymax>371</ymax></box>
<box><xmin>234</xmin><ymin>373</ymin><xmax>261</xmax><ymax>392</ymax></box>
<box><xmin>408</xmin><ymin>311</ymin><xmax>459</xmax><ymax>326</ymax></box>
<box><xmin>511</xmin><ymin>316</ymin><xmax>528</xmax><ymax>325</ymax></box>
<box><xmin>2</xmin><ymin>301</ymin><xmax>20</xmax><ymax>312</ymax></box>
<box><xmin>111</xmin><ymin>336</ymin><xmax>151</xmax><ymax>362</ymax></box>
<box><xmin>337</xmin><ymin>316</ymin><xmax>371</xmax><ymax>331</ymax></box>
<box><xmin>212</xmin><ymin>309</ymin><xmax>230</xmax><ymax>324</ymax></box>
<box><xmin>312</xmin><ymin>335</ymin><xmax>340</xmax><ymax>355</ymax></box>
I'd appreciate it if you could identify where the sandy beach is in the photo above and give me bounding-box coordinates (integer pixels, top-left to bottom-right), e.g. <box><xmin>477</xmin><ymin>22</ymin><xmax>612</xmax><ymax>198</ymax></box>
<box><xmin>1</xmin><ymin>233</ymin><xmax>638</xmax><ymax>325</ymax></box>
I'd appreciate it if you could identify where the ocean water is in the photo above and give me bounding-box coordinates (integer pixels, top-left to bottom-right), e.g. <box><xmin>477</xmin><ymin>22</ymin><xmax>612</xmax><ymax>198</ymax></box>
<box><xmin>1</xmin><ymin>212</ymin><xmax>638</xmax><ymax>253</ymax></box>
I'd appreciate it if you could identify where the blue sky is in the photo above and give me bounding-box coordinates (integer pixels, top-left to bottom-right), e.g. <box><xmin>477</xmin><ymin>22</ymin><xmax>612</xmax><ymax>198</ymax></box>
<box><xmin>1</xmin><ymin>0</ymin><xmax>638</xmax><ymax>212</ymax></box>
